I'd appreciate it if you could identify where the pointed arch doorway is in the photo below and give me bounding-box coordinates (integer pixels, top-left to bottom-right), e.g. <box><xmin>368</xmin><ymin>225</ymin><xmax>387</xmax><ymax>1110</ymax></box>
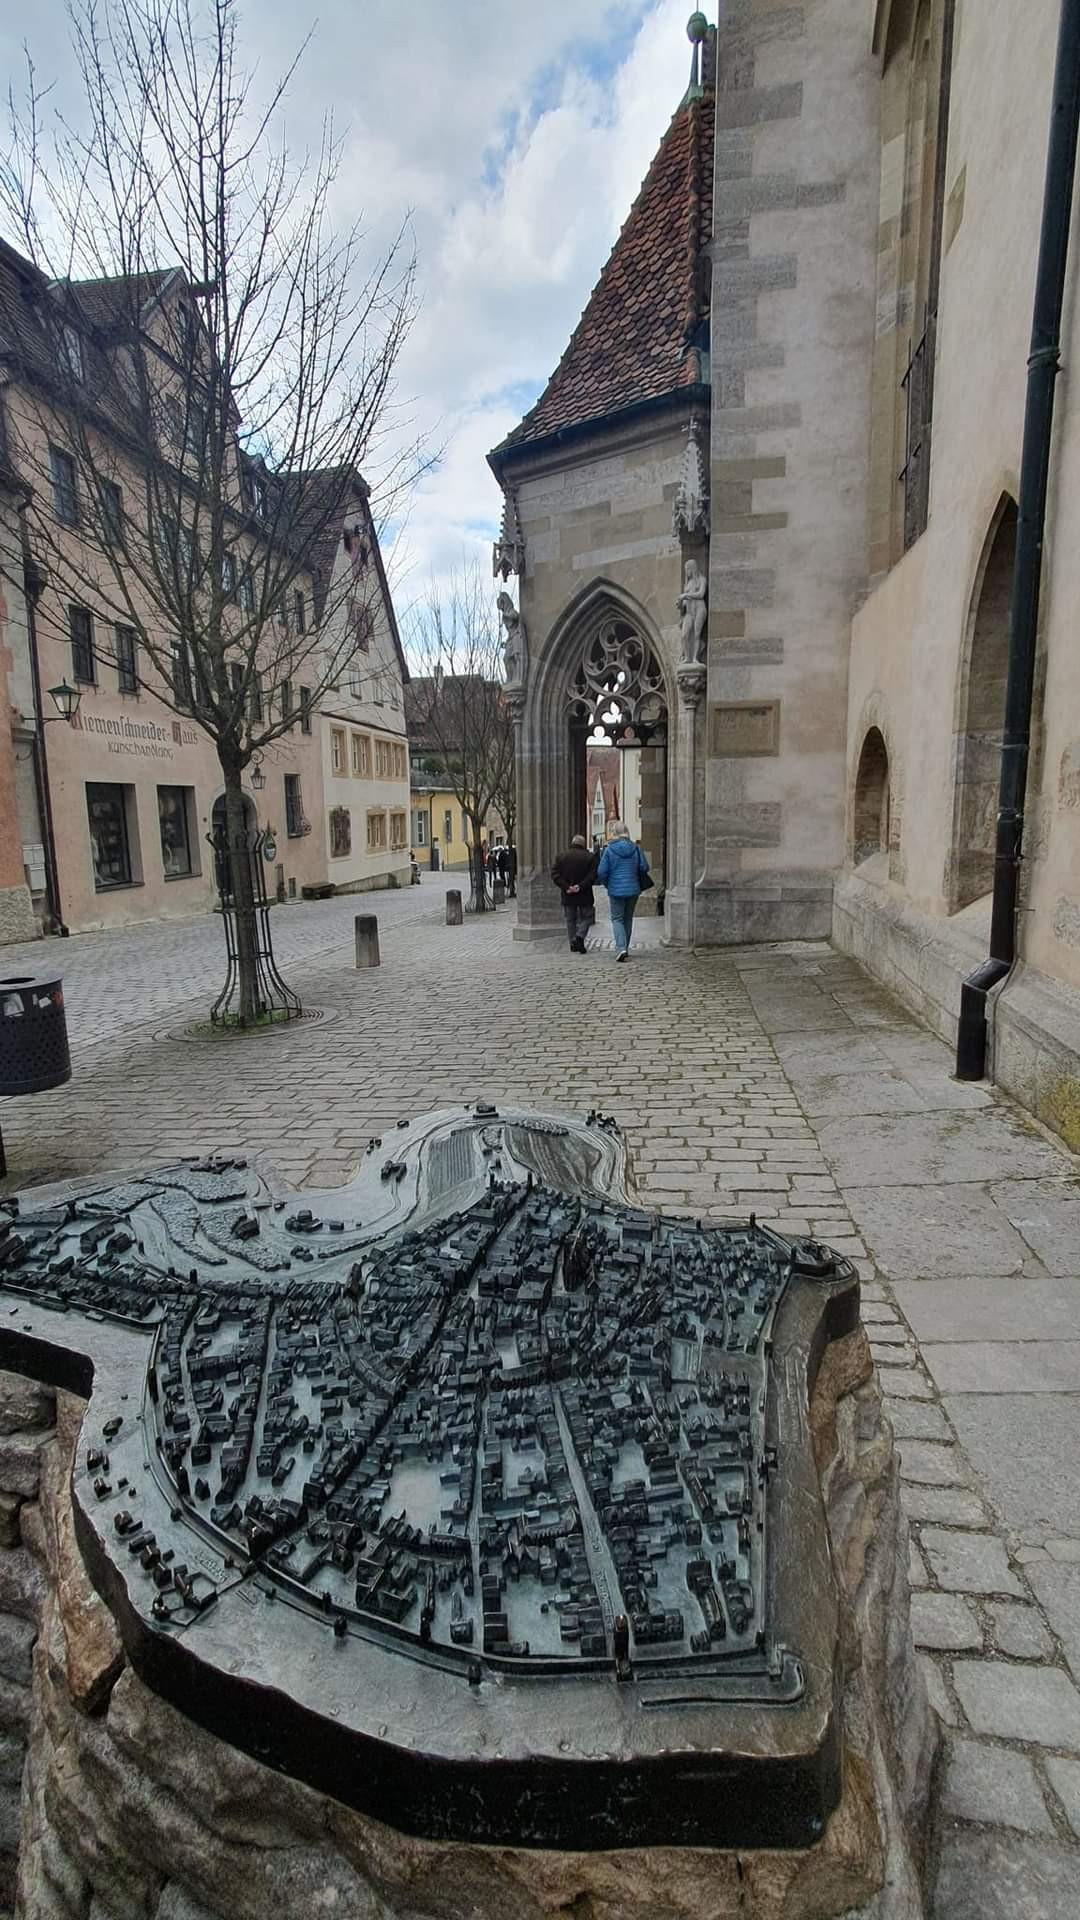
<box><xmin>568</xmin><ymin>618</ymin><xmax>668</xmax><ymax>909</ymax></box>
<box><xmin>512</xmin><ymin>590</ymin><xmax>674</xmax><ymax>940</ymax></box>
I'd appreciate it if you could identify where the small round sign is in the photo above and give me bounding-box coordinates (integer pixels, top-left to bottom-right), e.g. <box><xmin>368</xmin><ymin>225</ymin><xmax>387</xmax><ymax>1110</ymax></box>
<box><xmin>262</xmin><ymin>834</ymin><xmax>277</xmax><ymax>862</ymax></box>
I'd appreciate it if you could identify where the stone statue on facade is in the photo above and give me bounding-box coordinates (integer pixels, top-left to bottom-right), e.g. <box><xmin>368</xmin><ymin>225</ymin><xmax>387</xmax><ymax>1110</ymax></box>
<box><xmin>678</xmin><ymin>558</ymin><xmax>707</xmax><ymax>664</ymax></box>
<box><xmin>497</xmin><ymin>590</ymin><xmax>527</xmax><ymax>687</ymax></box>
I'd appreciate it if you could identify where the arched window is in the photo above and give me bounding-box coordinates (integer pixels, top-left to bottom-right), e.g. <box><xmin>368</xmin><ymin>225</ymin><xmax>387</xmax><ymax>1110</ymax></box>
<box><xmin>853</xmin><ymin>729</ymin><xmax>891</xmax><ymax>866</ymax></box>
<box><xmin>950</xmin><ymin>499</ymin><xmax>1016</xmax><ymax>909</ymax></box>
<box><xmin>869</xmin><ymin>0</ymin><xmax>956</xmax><ymax>572</ymax></box>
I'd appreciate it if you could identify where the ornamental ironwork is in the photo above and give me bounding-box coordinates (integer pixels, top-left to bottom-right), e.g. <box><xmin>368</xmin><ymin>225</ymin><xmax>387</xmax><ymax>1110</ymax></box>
<box><xmin>568</xmin><ymin>619</ymin><xmax>668</xmax><ymax>748</ymax></box>
<box><xmin>0</xmin><ymin>1106</ymin><xmax>857</xmax><ymax>1850</ymax></box>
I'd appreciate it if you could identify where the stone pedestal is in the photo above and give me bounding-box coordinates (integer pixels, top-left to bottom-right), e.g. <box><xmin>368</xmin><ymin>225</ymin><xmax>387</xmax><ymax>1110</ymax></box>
<box><xmin>0</xmin><ymin>1328</ymin><xmax>937</xmax><ymax>1920</ymax></box>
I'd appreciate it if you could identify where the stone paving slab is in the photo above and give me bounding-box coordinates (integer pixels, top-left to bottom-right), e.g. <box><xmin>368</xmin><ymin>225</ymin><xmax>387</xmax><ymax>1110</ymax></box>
<box><xmin>933</xmin><ymin>1832</ymin><xmax>1080</xmax><ymax>1919</ymax></box>
<box><xmin>841</xmin><ymin>1184</ymin><xmax>1035</xmax><ymax>1279</ymax></box>
<box><xmin>820</xmin><ymin>1109</ymin><xmax>1064</xmax><ymax>1189</ymax></box>
<box><xmin>929</xmin><ymin>1346</ymin><xmax>1080</xmax><ymax>1392</ymax></box>
<box><xmin>941</xmin><ymin>1738</ymin><xmax>1053</xmax><ymax>1832</ymax></box>
<box><xmin>950</xmin><ymin>1662</ymin><xmax>1080</xmax><ymax>1746</ymax></box>
<box><xmin>895</xmin><ymin>1276</ymin><xmax>1080</xmax><ymax>1343</ymax></box>
<box><xmin>946</xmin><ymin>1396</ymin><xmax>1080</xmax><ymax>1539</ymax></box>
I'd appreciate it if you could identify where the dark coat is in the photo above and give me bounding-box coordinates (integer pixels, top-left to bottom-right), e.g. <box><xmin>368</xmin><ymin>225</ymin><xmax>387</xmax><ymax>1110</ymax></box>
<box><xmin>552</xmin><ymin>846</ymin><xmax>598</xmax><ymax>906</ymax></box>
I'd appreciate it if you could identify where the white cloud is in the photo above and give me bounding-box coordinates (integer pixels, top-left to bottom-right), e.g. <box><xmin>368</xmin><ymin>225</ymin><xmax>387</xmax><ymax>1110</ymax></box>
<box><xmin>0</xmin><ymin>0</ymin><xmax>700</xmax><ymax>597</ymax></box>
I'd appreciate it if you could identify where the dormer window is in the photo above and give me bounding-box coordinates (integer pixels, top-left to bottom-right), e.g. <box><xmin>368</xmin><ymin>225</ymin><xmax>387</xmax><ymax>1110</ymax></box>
<box><xmin>343</xmin><ymin>524</ymin><xmax>369</xmax><ymax>566</ymax></box>
<box><xmin>247</xmin><ymin>472</ymin><xmax>268</xmax><ymax>520</ymax></box>
<box><xmin>61</xmin><ymin>325</ymin><xmax>83</xmax><ymax>384</ymax></box>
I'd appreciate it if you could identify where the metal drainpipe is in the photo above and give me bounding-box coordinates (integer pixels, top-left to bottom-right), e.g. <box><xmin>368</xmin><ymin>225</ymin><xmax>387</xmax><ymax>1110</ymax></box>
<box><xmin>955</xmin><ymin>0</ymin><xmax>1080</xmax><ymax>1079</ymax></box>
<box><xmin>19</xmin><ymin>525</ymin><xmax>68</xmax><ymax>937</ymax></box>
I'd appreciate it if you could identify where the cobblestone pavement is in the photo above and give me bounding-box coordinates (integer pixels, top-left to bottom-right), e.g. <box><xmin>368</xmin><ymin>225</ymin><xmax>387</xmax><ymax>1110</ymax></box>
<box><xmin>2</xmin><ymin>899</ymin><xmax>1080</xmax><ymax>1914</ymax></box>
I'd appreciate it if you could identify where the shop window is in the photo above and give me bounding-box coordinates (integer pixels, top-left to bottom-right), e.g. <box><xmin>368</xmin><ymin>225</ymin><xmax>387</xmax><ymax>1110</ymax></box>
<box><xmin>116</xmin><ymin>626</ymin><xmax>138</xmax><ymax>695</ymax></box>
<box><xmin>329</xmin><ymin>805</ymin><xmax>352</xmax><ymax>858</ymax></box>
<box><xmin>390</xmin><ymin>811</ymin><xmax>407</xmax><ymax>850</ymax></box>
<box><xmin>331</xmin><ymin>728</ymin><xmax>346</xmax><ymax>775</ymax></box>
<box><xmin>366</xmin><ymin>810</ymin><xmax>387</xmax><ymax>852</ymax></box>
<box><xmin>70</xmin><ymin>605</ymin><xmax>95</xmax><ymax>684</ymax></box>
<box><xmin>50</xmin><ymin>445</ymin><xmax>78</xmax><ymax>525</ymax></box>
<box><xmin>284</xmin><ymin>774</ymin><xmax>305</xmax><ymax>838</ymax></box>
<box><xmin>157</xmin><ymin>785</ymin><xmax>196</xmax><ymax>878</ymax></box>
<box><xmin>87</xmin><ymin>783</ymin><xmax>137</xmax><ymax>890</ymax></box>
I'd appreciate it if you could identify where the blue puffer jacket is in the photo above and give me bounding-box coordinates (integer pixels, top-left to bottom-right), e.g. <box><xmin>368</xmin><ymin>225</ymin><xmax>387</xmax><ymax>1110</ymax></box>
<box><xmin>596</xmin><ymin>836</ymin><xmax>649</xmax><ymax>898</ymax></box>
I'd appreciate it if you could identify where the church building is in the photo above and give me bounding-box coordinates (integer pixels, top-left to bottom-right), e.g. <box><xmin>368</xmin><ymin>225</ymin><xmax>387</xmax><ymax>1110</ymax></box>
<box><xmin>490</xmin><ymin>2</ymin><xmax>1080</xmax><ymax>1148</ymax></box>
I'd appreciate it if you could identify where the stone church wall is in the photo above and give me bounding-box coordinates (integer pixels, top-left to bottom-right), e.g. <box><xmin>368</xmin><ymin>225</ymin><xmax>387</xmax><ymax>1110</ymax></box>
<box><xmin>699</xmin><ymin>0</ymin><xmax>881</xmax><ymax>945</ymax></box>
<box><xmin>837</xmin><ymin>0</ymin><xmax>1080</xmax><ymax>1135</ymax></box>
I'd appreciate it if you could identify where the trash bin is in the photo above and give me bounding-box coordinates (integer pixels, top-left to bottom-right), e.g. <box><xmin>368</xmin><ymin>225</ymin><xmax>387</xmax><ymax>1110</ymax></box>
<box><xmin>0</xmin><ymin>971</ymin><xmax>72</xmax><ymax>1096</ymax></box>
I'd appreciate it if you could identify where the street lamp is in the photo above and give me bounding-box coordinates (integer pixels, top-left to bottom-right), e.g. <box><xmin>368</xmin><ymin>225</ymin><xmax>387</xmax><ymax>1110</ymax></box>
<box><xmin>47</xmin><ymin>680</ymin><xmax>82</xmax><ymax>725</ymax></box>
<box><xmin>250</xmin><ymin>757</ymin><xmax>267</xmax><ymax>791</ymax></box>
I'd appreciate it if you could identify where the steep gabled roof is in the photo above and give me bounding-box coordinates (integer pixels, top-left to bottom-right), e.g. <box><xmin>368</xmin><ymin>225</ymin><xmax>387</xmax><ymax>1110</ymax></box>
<box><xmin>491</xmin><ymin>44</ymin><xmax>714</xmax><ymax>462</ymax></box>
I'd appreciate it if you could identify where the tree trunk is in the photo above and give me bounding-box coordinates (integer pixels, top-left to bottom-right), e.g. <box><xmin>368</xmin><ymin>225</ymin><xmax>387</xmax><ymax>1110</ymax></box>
<box><xmin>221</xmin><ymin>754</ymin><xmax>260</xmax><ymax>1025</ymax></box>
<box><xmin>469</xmin><ymin>817</ymin><xmax>488</xmax><ymax>913</ymax></box>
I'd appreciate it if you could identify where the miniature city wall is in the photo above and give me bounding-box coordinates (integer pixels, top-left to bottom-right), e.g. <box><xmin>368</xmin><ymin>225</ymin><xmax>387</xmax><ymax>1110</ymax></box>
<box><xmin>0</xmin><ymin>1108</ymin><xmax>938</xmax><ymax>1917</ymax></box>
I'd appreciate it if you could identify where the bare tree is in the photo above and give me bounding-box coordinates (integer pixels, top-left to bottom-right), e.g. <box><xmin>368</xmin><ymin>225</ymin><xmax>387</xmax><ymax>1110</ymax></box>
<box><xmin>0</xmin><ymin>0</ymin><xmax>420</xmax><ymax>1021</ymax></box>
<box><xmin>407</xmin><ymin>565</ymin><xmax>514</xmax><ymax>912</ymax></box>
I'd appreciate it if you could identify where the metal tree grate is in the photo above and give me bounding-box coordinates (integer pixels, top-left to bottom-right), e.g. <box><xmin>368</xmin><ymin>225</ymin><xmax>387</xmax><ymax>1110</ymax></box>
<box><xmin>207</xmin><ymin>824</ymin><xmax>302</xmax><ymax>1027</ymax></box>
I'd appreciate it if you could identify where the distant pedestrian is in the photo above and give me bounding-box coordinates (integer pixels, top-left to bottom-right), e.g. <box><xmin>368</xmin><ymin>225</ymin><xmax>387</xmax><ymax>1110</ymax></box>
<box><xmin>552</xmin><ymin>835</ymin><xmax>598</xmax><ymax>953</ymax></box>
<box><xmin>596</xmin><ymin>822</ymin><xmax>650</xmax><ymax>961</ymax></box>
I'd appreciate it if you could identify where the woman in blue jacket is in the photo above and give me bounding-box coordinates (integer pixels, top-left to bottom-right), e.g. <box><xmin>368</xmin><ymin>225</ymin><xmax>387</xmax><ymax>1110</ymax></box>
<box><xmin>596</xmin><ymin>823</ymin><xmax>650</xmax><ymax>961</ymax></box>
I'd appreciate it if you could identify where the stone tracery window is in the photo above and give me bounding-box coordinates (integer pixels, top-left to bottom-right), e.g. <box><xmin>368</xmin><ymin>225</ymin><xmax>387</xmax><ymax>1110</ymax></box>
<box><xmin>567</xmin><ymin>619</ymin><xmax>668</xmax><ymax>747</ymax></box>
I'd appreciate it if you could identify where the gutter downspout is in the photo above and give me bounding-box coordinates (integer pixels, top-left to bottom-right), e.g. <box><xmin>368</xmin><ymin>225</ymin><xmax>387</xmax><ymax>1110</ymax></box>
<box><xmin>20</xmin><ymin>525</ymin><xmax>67</xmax><ymax>937</ymax></box>
<box><xmin>955</xmin><ymin>0</ymin><xmax>1080</xmax><ymax>1079</ymax></box>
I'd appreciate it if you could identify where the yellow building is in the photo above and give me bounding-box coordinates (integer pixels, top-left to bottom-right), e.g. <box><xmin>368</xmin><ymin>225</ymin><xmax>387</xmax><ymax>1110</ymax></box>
<box><xmin>409</xmin><ymin>767</ymin><xmax>503</xmax><ymax>873</ymax></box>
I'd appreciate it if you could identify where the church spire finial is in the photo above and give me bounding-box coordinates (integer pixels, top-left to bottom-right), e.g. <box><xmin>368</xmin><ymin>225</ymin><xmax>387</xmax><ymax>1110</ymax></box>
<box><xmin>684</xmin><ymin>11</ymin><xmax>709</xmax><ymax>102</ymax></box>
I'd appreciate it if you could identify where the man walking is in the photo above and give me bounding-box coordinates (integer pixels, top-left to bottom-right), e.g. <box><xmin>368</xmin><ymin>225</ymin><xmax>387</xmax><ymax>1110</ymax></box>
<box><xmin>552</xmin><ymin>835</ymin><xmax>598</xmax><ymax>953</ymax></box>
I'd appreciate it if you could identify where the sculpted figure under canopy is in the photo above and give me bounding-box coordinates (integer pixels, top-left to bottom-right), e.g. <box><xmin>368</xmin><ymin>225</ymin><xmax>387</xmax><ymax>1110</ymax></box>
<box><xmin>679</xmin><ymin>559</ymin><xmax>707</xmax><ymax>665</ymax></box>
<box><xmin>497</xmin><ymin>590</ymin><xmax>527</xmax><ymax>684</ymax></box>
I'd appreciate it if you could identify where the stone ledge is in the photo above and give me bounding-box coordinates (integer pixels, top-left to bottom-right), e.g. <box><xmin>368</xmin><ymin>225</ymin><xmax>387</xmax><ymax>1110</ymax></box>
<box><xmin>833</xmin><ymin>868</ymin><xmax>1080</xmax><ymax>1149</ymax></box>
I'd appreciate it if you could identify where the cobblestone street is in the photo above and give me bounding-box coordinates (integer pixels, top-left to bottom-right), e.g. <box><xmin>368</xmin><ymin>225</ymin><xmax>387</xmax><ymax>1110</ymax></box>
<box><xmin>3</xmin><ymin>887</ymin><xmax>1080</xmax><ymax>1914</ymax></box>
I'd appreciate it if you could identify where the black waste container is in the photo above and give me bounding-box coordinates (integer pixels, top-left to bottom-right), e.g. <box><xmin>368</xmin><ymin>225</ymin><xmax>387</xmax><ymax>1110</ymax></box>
<box><xmin>0</xmin><ymin>970</ymin><xmax>72</xmax><ymax>1096</ymax></box>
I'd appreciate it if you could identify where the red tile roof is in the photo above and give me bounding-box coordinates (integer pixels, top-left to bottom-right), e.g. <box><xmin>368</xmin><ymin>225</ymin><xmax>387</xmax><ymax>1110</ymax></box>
<box><xmin>493</xmin><ymin>77</ymin><xmax>713</xmax><ymax>459</ymax></box>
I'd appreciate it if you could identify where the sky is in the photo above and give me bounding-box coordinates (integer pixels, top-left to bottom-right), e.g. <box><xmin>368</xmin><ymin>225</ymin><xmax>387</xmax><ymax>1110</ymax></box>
<box><xmin>0</xmin><ymin>0</ymin><xmax>696</xmax><ymax>607</ymax></box>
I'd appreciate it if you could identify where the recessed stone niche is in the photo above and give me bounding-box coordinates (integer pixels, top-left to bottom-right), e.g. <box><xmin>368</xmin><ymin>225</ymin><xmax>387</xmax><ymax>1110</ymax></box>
<box><xmin>0</xmin><ymin>1107</ymin><xmax>937</xmax><ymax>1919</ymax></box>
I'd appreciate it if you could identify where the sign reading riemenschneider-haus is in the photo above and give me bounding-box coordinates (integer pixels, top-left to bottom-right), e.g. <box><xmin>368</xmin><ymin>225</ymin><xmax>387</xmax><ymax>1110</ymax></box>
<box><xmin>0</xmin><ymin>1107</ymin><xmax>857</xmax><ymax>1851</ymax></box>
